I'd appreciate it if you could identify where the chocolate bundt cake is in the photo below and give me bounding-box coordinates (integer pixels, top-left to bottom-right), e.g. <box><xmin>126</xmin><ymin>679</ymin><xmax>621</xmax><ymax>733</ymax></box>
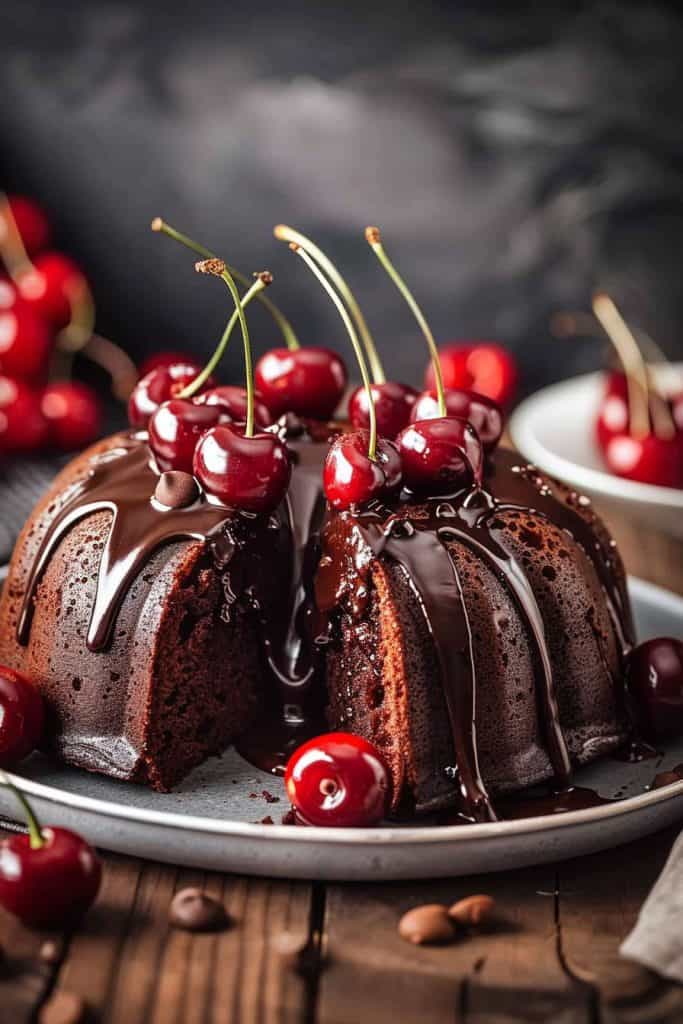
<box><xmin>0</xmin><ymin>421</ymin><xmax>331</xmax><ymax>790</ymax></box>
<box><xmin>317</xmin><ymin>448</ymin><xmax>633</xmax><ymax>821</ymax></box>
<box><xmin>0</xmin><ymin>426</ymin><xmax>633</xmax><ymax>818</ymax></box>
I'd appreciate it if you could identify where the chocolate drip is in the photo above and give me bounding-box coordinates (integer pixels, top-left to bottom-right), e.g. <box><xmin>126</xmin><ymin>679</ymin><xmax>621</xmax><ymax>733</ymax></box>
<box><xmin>18</xmin><ymin>441</ymin><xmax>236</xmax><ymax>651</ymax></box>
<box><xmin>316</xmin><ymin>449</ymin><xmax>630</xmax><ymax>821</ymax></box>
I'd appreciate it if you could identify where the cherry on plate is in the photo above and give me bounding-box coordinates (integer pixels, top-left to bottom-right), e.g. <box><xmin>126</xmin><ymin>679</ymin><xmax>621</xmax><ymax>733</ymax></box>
<box><xmin>148</xmin><ymin>398</ymin><xmax>223</xmax><ymax>473</ymax></box>
<box><xmin>285</xmin><ymin>732</ymin><xmax>390</xmax><ymax>827</ymax></box>
<box><xmin>348</xmin><ymin>380</ymin><xmax>417</xmax><ymax>438</ymax></box>
<box><xmin>626</xmin><ymin>637</ymin><xmax>683</xmax><ymax>740</ymax></box>
<box><xmin>397</xmin><ymin>416</ymin><xmax>484</xmax><ymax>494</ymax></box>
<box><xmin>323</xmin><ymin>430</ymin><xmax>402</xmax><ymax>510</ymax></box>
<box><xmin>193</xmin><ymin>423</ymin><xmax>291</xmax><ymax>513</ymax></box>
<box><xmin>255</xmin><ymin>346</ymin><xmax>347</xmax><ymax>420</ymax></box>
<box><xmin>0</xmin><ymin>666</ymin><xmax>45</xmax><ymax>768</ymax></box>
<box><xmin>127</xmin><ymin>360</ymin><xmax>204</xmax><ymax>429</ymax></box>
<box><xmin>603</xmin><ymin>431</ymin><xmax>683</xmax><ymax>489</ymax></box>
<box><xmin>411</xmin><ymin>387</ymin><xmax>503</xmax><ymax>453</ymax></box>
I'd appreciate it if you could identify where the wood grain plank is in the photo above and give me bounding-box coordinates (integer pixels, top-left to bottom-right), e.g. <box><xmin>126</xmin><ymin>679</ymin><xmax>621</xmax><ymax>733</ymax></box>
<box><xmin>318</xmin><ymin>866</ymin><xmax>592</xmax><ymax>1024</ymax></box>
<box><xmin>42</xmin><ymin>854</ymin><xmax>313</xmax><ymax>1024</ymax></box>
<box><xmin>558</xmin><ymin>824</ymin><xmax>683</xmax><ymax>1024</ymax></box>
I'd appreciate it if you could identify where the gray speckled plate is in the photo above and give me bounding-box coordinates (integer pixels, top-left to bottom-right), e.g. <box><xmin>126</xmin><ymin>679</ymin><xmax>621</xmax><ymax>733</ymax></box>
<box><xmin>1</xmin><ymin>576</ymin><xmax>683</xmax><ymax>880</ymax></box>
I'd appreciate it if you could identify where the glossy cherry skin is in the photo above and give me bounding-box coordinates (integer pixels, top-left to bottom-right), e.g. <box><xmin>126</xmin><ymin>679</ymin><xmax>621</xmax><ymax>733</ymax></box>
<box><xmin>596</xmin><ymin>372</ymin><xmax>630</xmax><ymax>453</ymax></box>
<box><xmin>139</xmin><ymin>349</ymin><xmax>196</xmax><ymax>377</ymax></box>
<box><xmin>323</xmin><ymin>430</ymin><xmax>402</xmax><ymax>511</ymax></box>
<box><xmin>411</xmin><ymin>388</ymin><xmax>503</xmax><ymax>453</ymax></box>
<box><xmin>285</xmin><ymin>732</ymin><xmax>390</xmax><ymax>827</ymax></box>
<box><xmin>348</xmin><ymin>381</ymin><xmax>418</xmax><ymax>439</ymax></box>
<box><xmin>193</xmin><ymin>423</ymin><xmax>291</xmax><ymax>513</ymax></box>
<box><xmin>0</xmin><ymin>196</ymin><xmax>51</xmax><ymax>256</ymax></box>
<box><xmin>127</xmin><ymin>361</ymin><xmax>204</xmax><ymax>429</ymax></box>
<box><xmin>149</xmin><ymin>399</ymin><xmax>223</xmax><ymax>473</ymax></box>
<box><xmin>397</xmin><ymin>417</ymin><xmax>484</xmax><ymax>494</ymax></box>
<box><xmin>626</xmin><ymin>638</ymin><xmax>683</xmax><ymax>740</ymax></box>
<box><xmin>0</xmin><ymin>827</ymin><xmax>101</xmax><ymax>928</ymax></box>
<box><xmin>16</xmin><ymin>252</ymin><xmax>87</xmax><ymax>329</ymax></box>
<box><xmin>195</xmin><ymin>385</ymin><xmax>273</xmax><ymax>428</ymax></box>
<box><xmin>41</xmin><ymin>381</ymin><xmax>102</xmax><ymax>451</ymax></box>
<box><xmin>603</xmin><ymin>431</ymin><xmax>683</xmax><ymax>489</ymax></box>
<box><xmin>425</xmin><ymin>342</ymin><xmax>518</xmax><ymax>408</ymax></box>
<box><xmin>0</xmin><ymin>280</ymin><xmax>54</xmax><ymax>382</ymax></box>
<box><xmin>0</xmin><ymin>667</ymin><xmax>45</xmax><ymax>768</ymax></box>
<box><xmin>255</xmin><ymin>347</ymin><xmax>348</xmax><ymax>420</ymax></box>
<box><xmin>0</xmin><ymin>376</ymin><xmax>49</xmax><ymax>452</ymax></box>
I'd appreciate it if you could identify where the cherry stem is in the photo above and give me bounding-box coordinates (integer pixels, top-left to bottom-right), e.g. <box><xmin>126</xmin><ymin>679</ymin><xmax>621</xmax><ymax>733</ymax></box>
<box><xmin>365</xmin><ymin>226</ymin><xmax>446</xmax><ymax>417</ymax></box>
<box><xmin>0</xmin><ymin>192</ymin><xmax>33</xmax><ymax>276</ymax></box>
<box><xmin>151</xmin><ymin>218</ymin><xmax>300</xmax><ymax>351</ymax></box>
<box><xmin>56</xmin><ymin>279</ymin><xmax>96</xmax><ymax>354</ymax></box>
<box><xmin>193</xmin><ymin>259</ymin><xmax>257</xmax><ymax>437</ymax></box>
<box><xmin>290</xmin><ymin>243</ymin><xmax>378</xmax><ymax>461</ymax></box>
<box><xmin>0</xmin><ymin>771</ymin><xmax>45</xmax><ymax>850</ymax></box>
<box><xmin>274</xmin><ymin>224</ymin><xmax>386</xmax><ymax>385</ymax></box>
<box><xmin>81</xmin><ymin>334</ymin><xmax>139</xmax><ymax>402</ymax></box>
<box><xmin>592</xmin><ymin>293</ymin><xmax>656</xmax><ymax>440</ymax></box>
<box><xmin>555</xmin><ymin>307</ymin><xmax>675</xmax><ymax>441</ymax></box>
<box><xmin>179</xmin><ymin>267</ymin><xmax>272</xmax><ymax>403</ymax></box>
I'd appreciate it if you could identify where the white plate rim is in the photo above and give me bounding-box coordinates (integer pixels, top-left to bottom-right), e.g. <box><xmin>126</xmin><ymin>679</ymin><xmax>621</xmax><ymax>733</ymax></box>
<box><xmin>508</xmin><ymin>368</ymin><xmax>683</xmax><ymax>509</ymax></box>
<box><xmin>5</xmin><ymin>577</ymin><xmax>683</xmax><ymax>848</ymax></box>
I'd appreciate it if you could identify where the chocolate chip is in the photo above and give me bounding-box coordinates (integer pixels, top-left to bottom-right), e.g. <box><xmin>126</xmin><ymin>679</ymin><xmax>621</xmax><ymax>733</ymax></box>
<box><xmin>398</xmin><ymin>904</ymin><xmax>455</xmax><ymax>945</ymax></box>
<box><xmin>169</xmin><ymin>887</ymin><xmax>230</xmax><ymax>932</ymax></box>
<box><xmin>39</xmin><ymin>991</ymin><xmax>86</xmax><ymax>1024</ymax></box>
<box><xmin>154</xmin><ymin>471</ymin><xmax>199</xmax><ymax>509</ymax></box>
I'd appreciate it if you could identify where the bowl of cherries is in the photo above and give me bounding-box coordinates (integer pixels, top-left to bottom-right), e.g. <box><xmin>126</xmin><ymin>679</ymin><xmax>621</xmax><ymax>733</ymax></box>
<box><xmin>509</xmin><ymin>293</ymin><xmax>683</xmax><ymax>537</ymax></box>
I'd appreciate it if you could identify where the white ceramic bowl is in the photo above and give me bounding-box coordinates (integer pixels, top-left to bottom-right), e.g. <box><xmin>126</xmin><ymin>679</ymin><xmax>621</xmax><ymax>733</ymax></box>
<box><xmin>509</xmin><ymin>364</ymin><xmax>683</xmax><ymax>536</ymax></box>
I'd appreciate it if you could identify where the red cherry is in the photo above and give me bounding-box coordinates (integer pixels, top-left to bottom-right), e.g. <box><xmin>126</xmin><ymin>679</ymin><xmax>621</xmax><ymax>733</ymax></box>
<box><xmin>16</xmin><ymin>252</ymin><xmax>87</xmax><ymax>329</ymax></box>
<box><xmin>284</xmin><ymin>732</ymin><xmax>390</xmax><ymax>827</ymax></box>
<box><xmin>0</xmin><ymin>666</ymin><xmax>45</xmax><ymax>767</ymax></box>
<box><xmin>0</xmin><ymin>376</ymin><xmax>49</xmax><ymax>452</ymax></box>
<box><xmin>411</xmin><ymin>387</ymin><xmax>503</xmax><ymax>453</ymax></box>
<box><xmin>127</xmin><ymin>361</ymin><xmax>204</xmax><ymax>429</ymax></box>
<box><xmin>425</xmin><ymin>343</ymin><xmax>518</xmax><ymax>407</ymax></box>
<box><xmin>348</xmin><ymin>381</ymin><xmax>417</xmax><ymax>438</ymax></box>
<box><xmin>0</xmin><ymin>279</ymin><xmax>53</xmax><ymax>382</ymax></box>
<box><xmin>41</xmin><ymin>381</ymin><xmax>102</xmax><ymax>451</ymax></box>
<box><xmin>195</xmin><ymin>385</ymin><xmax>273</xmax><ymax>428</ymax></box>
<box><xmin>193</xmin><ymin>423</ymin><xmax>291</xmax><ymax>513</ymax></box>
<box><xmin>0</xmin><ymin>196</ymin><xmax>51</xmax><ymax>256</ymax></box>
<box><xmin>596</xmin><ymin>372</ymin><xmax>630</xmax><ymax>453</ymax></box>
<box><xmin>626</xmin><ymin>638</ymin><xmax>683</xmax><ymax>740</ymax></box>
<box><xmin>138</xmin><ymin>349</ymin><xmax>197</xmax><ymax>377</ymax></box>
<box><xmin>149</xmin><ymin>399</ymin><xmax>223</xmax><ymax>473</ymax></box>
<box><xmin>0</xmin><ymin>826</ymin><xmax>101</xmax><ymax>928</ymax></box>
<box><xmin>603</xmin><ymin>431</ymin><xmax>683</xmax><ymax>489</ymax></box>
<box><xmin>255</xmin><ymin>347</ymin><xmax>347</xmax><ymax>420</ymax></box>
<box><xmin>323</xmin><ymin>430</ymin><xmax>402</xmax><ymax>511</ymax></box>
<box><xmin>397</xmin><ymin>417</ymin><xmax>484</xmax><ymax>494</ymax></box>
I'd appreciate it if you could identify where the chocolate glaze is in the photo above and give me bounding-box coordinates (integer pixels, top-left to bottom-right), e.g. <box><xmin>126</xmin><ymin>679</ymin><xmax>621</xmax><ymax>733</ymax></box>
<box><xmin>316</xmin><ymin>450</ymin><xmax>633</xmax><ymax>823</ymax></box>
<box><xmin>16</xmin><ymin>424</ymin><xmax>337</xmax><ymax>770</ymax></box>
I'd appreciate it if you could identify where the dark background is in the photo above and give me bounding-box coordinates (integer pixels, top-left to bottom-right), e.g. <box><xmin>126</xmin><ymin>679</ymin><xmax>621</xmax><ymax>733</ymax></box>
<box><xmin>1</xmin><ymin>0</ymin><xmax>683</xmax><ymax>396</ymax></box>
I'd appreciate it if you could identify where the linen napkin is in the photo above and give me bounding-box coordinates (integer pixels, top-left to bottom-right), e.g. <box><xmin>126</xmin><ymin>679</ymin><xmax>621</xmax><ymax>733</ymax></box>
<box><xmin>620</xmin><ymin>829</ymin><xmax>683</xmax><ymax>982</ymax></box>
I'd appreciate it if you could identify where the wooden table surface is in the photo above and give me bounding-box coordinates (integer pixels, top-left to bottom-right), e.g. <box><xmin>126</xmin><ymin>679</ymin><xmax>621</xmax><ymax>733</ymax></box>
<box><xmin>2</xmin><ymin>496</ymin><xmax>683</xmax><ymax>1024</ymax></box>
